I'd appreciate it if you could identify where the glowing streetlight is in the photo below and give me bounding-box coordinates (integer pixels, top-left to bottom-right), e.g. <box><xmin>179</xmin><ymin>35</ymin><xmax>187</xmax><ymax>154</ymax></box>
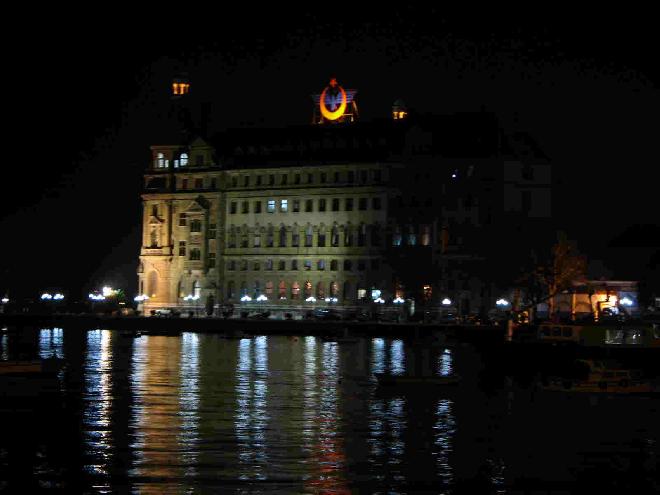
<box><xmin>442</xmin><ymin>298</ymin><xmax>452</xmax><ymax>306</ymax></box>
<box><xmin>1</xmin><ymin>298</ymin><xmax>8</xmax><ymax>304</ymax></box>
<box><xmin>305</xmin><ymin>296</ymin><xmax>317</xmax><ymax>303</ymax></box>
<box><xmin>256</xmin><ymin>294</ymin><xmax>268</xmax><ymax>302</ymax></box>
<box><xmin>374</xmin><ymin>297</ymin><xmax>385</xmax><ymax>304</ymax></box>
<box><xmin>41</xmin><ymin>293</ymin><xmax>53</xmax><ymax>300</ymax></box>
<box><xmin>496</xmin><ymin>298</ymin><xmax>510</xmax><ymax>307</ymax></box>
<box><xmin>53</xmin><ymin>293</ymin><xmax>64</xmax><ymax>300</ymax></box>
<box><xmin>240</xmin><ymin>295</ymin><xmax>252</xmax><ymax>302</ymax></box>
<box><xmin>620</xmin><ymin>297</ymin><xmax>633</xmax><ymax>306</ymax></box>
<box><xmin>89</xmin><ymin>293</ymin><xmax>105</xmax><ymax>301</ymax></box>
<box><xmin>393</xmin><ymin>296</ymin><xmax>405</xmax><ymax>304</ymax></box>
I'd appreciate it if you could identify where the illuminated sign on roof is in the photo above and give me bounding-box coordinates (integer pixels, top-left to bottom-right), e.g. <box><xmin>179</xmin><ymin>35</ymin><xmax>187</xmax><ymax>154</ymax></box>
<box><xmin>319</xmin><ymin>78</ymin><xmax>347</xmax><ymax>121</ymax></box>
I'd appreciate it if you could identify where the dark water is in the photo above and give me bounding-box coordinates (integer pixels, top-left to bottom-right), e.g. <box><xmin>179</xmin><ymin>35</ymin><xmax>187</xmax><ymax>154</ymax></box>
<box><xmin>1</xmin><ymin>327</ymin><xmax>658</xmax><ymax>493</ymax></box>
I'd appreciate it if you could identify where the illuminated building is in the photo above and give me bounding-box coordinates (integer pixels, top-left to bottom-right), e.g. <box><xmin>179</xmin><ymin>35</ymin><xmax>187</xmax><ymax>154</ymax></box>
<box><xmin>138</xmin><ymin>77</ymin><xmax>552</xmax><ymax>316</ymax></box>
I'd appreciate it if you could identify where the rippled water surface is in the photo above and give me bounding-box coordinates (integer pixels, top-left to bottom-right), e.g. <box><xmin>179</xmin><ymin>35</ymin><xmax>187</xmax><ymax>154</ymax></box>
<box><xmin>1</xmin><ymin>327</ymin><xmax>658</xmax><ymax>493</ymax></box>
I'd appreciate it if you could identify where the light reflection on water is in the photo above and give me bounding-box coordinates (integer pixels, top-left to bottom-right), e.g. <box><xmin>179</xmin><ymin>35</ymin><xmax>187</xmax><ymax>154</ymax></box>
<box><xmin>4</xmin><ymin>329</ymin><xmax>656</xmax><ymax>493</ymax></box>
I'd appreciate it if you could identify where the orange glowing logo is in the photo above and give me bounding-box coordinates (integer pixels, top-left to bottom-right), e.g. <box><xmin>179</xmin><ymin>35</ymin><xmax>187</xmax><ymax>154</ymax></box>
<box><xmin>319</xmin><ymin>78</ymin><xmax>347</xmax><ymax>121</ymax></box>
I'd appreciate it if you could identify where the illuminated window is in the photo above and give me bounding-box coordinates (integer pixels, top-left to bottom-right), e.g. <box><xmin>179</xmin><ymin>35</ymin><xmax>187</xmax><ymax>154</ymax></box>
<box><xmin>180</xmin><ymin>153</ymin><xmax>188</xmax><ymax>167</ymax></box>
<box><xmin>267</xmin><ymin>200</ymin><xmax>275</xmax><ymax>213</ymax></box>
<box><xmin>304</xmin><ymin>281</ymin><xmax>313</xmax><ymax>297</ymax></box>
<box><xmin>193</xmin><ymin>280</ymin><xmax>201</xmax><ymax>298</ymax></box>
<box><xmin>279</xmin><ymin>281</ymin><xmax>287</xmax><ymax>298</ymax></box>
<box><xmin>357</xmin><ymin>288</ymin><xmax>367</xmax><ymax>300</ymax></box>
<box><xmin>156</xmin><ymin>153</ymin><xmax>167</xmax><ymax>168</ymax></box>
<box><xmin>292</xmin><ymin>282</ymin><xmax>301</xmax><ymax>299</ymax></box>
<box><xmin>304</xmin><ymin>260</ymin><xmax>312</xmax><ymax>271</ymax></box>
<box><xmin>280</xmin><ymin>199</ymin><xmax>288</xmax><ymax>212</ymax></box>
<box><xmin>265</xmin><ymin>281</ymin><xmax>274</xmax><ymax>295</ymax></box>
<box><xmin>421</xmin><ymin>225</ymin><xmax>430</xmax><ymax>246</ymax></box>
<box><xmin>393</xmin><ymin>226</ymin><xmax>402</xmax><ymax>246</ymax></box>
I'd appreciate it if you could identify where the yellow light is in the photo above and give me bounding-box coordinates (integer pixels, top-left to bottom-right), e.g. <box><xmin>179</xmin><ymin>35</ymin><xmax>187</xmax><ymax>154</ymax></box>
<box><xmin>319</xmin><ymin>84</ymin><xmax>347</xmax><ymax>121</ymax></box>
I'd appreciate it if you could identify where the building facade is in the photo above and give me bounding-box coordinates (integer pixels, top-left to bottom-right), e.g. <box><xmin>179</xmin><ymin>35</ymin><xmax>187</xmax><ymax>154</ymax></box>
<box><xmin>138</xmin><ymin>80</ymin><xmax>553</xmax><ymax>318</ymax></box>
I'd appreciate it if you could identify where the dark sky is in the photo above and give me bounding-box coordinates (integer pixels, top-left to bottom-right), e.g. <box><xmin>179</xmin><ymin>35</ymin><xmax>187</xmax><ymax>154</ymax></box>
<box><xmin>2</xmin><ymin>7</ymin><xmax>659</xmax><ymax>300</ymax></box>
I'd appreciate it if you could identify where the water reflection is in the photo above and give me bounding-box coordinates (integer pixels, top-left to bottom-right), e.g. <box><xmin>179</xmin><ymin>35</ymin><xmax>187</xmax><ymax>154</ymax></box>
<box><xmin>83</xmin><ymin>329</ymin><xmax>113</xmax><ymax>478</ymax></box>
<box><xmin>130</xmin><ymin>334</ymin><xmax>183</xmax><ymax>491</ymax></box>
<box><xmin>179</xmin><ymin>332</ymin><xmax>200</xmax><ymax>476</ymax></box>
<box><xmin>39</xmin><ymin>327</ymin><xmax>64</xmax><ymax>359</ymax></box>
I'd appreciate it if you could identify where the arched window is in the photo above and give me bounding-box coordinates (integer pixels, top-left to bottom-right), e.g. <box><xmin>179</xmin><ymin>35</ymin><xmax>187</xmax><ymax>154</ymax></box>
<box><xmin>265</xmin><ymin>281</ymin><xmax>274</xmax><ymax>295</ymax></box>
<box><xmin>180</xmin><ymin>153</ymin><xmax>188</xmax><ymax>167</ymax></box>
<box><xmin>156</xmin><ymin>152</ymin><xmax>167</xmax><ymax>169</ymax></box>
<box><xmin>343</xmin><ymin>281</ymin><xmax>352</xmax><ymax>301</ymax></box>
<box><xmin>305</xmin><ymin>225</ymin><xmax>313</xmax><ymax>247</ymax></box>
<box><xmin>316</xmin><ymin>282</ymin><xmax>325</xmax><ymax>298</ymax></box>
<box><xmin>331</xmin><ymin>225</ymin><xmax>339</xmax><ymax>246</ymax></box>
<box><xmin>291</xmin><ymin>281</ymin><xmax>300</xmax><ymax>299</ymax></box>
<box><xmin>358</xmin><ymin>224</ymin><xmax>367</xmax><ymax>246</ymax></box>
<box><xmin>279</xmin><ymin>225</ymin><xmax>287</xmax><ymax>247</ymax></box>
<box><xmin>148</xmin><ymin>271</ymin><xmax>158</xmax><ymax>298</ymax></box>
<box><xmin>193</xmin><ymin>280</ymin><xmax>201</xmax><ymax>298</ymax></box>
<box><xmin>304</xmin><ymin>281</ymin><xmax>313</xmax><ymax>298</ymax></box>
<box><xmin>278</xmin><ymin>281</ymin><xmax>287</xmax><ymax>298</ymax></box>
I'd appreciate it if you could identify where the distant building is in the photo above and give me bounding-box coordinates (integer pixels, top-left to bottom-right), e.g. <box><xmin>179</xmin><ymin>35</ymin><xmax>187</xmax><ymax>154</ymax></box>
<box><xmin>137</xmin><ymin>78</ymin><xmax>553</xmax><ymax>317</ymax></box>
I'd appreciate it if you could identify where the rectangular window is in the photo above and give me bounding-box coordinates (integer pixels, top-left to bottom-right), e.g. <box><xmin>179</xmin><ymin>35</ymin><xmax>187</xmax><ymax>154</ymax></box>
<box><xmin>266</xmin><ymin>259</ymin><xmax>273</xmax><ymax>270</ymax></box>
<box><xmin>256</xmin><ymin>175</ymin><xmax>262</xmax><ymax>186</ymax></box>
<box><xmin>208</xmin><ymin>223</ymin><xmax>216</xmax><ymax>238</ymax></box>
<box><xmin>230</xmin><ymin>202</ymin><xmax>237</xmax><ymax>214</ymax></box>
<box><xmin>267</xmin><ymin>200</ymin><xmax>276</xmax><ymax>213</ymax></box>
<box><xmin>208</xmin><ymin>252</ymin><xmax>216</xmax><ymax>268</ymax></box>
<box><xmin>373</xmin><ymin>197</ymin><xmax>381</xmax><ymax>210</ymax></box>
<box><xmin>294</xmin><ymin>174</ymin><xmax>301</xmax><ymax>185</ymax></box>
<box><xmin>179</xmin><ymin>213</ymin><xmax>187</xmax><ymax>226</ymax></box>
<box><xmin>358</xmin><ymin>260</ymin><xmax>366</xmax><ymax>271</ymax></box>
<box><xmin>320</xmin><ymin>172</ymin><xmax>327</xmax><ymax>184</ymax></box>
<box><xmin>269</xmin><ymin>174</ymin><xmax>275</xmax><ymax>185</ymax></box>
<box><xmin>195</xmin><ymin>178</ymin><xmax>203</xmax><ymax>189</ymax></box>
<box><xmin>254</xmin><ymin>235</ymin><xmax>261</xmax><ymax>247</ymax></box>
<box><xmin>291</xmin><ymin>260</ymin><xmax>298</xmax><ymax>270</ymax></box>
<box><xmin>371</xmin><ymin>259</ymin><xmax>380</xmax><ymax>270</ymax></box>
<box><xmin>292</xmin><ymin>232</ymin><xmax>300</xmax><ymax>247</ymax></box>
<box><xmin>178</xmin><ymin>241</ymin><xmax>186</xmax><ymax>256</ymax></box>
<box><xmin>281</xmin><ymin>175</ymin><xmax>288</xmax><ymax>185</ymax></box>
<box><xmin>255</xmin><ymin>201</ymin><xmax>262</xmax><ymax>213</ymax></box>
<box><xmin>318</xmin><ymin>260</ymin><xmax>325</xmax><ymax>270</ymax></box>
<box><xmin>253</xmin><ymin>261</ymin><xmax>260</xmax><ymax>271</ymax></box>
<box><xmin>305</xmin><ymin>199</ymin><xmax>313</xmax><ymax>212</ymax></box>
<box><xmin>334</xmin><ymin>172</ymin><xmax>340</xmax><ymax>183</ymax></box>
<box><xmin>293</xmin><ymin>199</ymin><xmax>300</xmax><ymax>212</ymax></box>
<box><xmin>319</xmin><ymin>199</ymin><xmax>326</xmax><ymax>212</ymax></box>
<box><xmin>304</xmin><ymin>260</ymin><xmax>312</xmax><ymax>271</ymax></box>
<box><xmin>231</xmin><ymin>176</ymin><xmax>238</xmax><ymax>188</ymax></box>
<box><xmin>307</xmin><ymin>173</ymin><xmax>313</xmax><ymax>184</ymax></box>
<box><xmin>332</xmin><ymin>198</ymin><xmax>339</xmax><ymax>211</ymax></box>
<box><xmin>318</xmin><ymin>233</ymin><xmax>326</xmax><ymax>247</ymax></box>
<box><xmin>278</xmin><ymin>260</ymin><xmax>286</xmax><ymax>271</ymax></box>
<box><xmin>243</xmin><ymin>176</ymin><xmax>250</xmax><ymax>187</ymax></box>
<box><xmin>195</xmin><ymin>155</ymin><xmax>203</xmax><ymax>166</ymax></box>
<box><xmin>280</xmin><ymin>199</ymin><xmax>288</xmax><ymax>212</ymax></box>
<box><xmin>359</xmin><ymin>198</ymin><xmax>367</xmax><ymax>210</ymax></box>
<box><xmin>228</xmin><ymin>260</ymin><xmax>236</xmax><ymax>271</ymax></box>
<box><xmin>242</xmin><ymin>201</ymin><xmax>249</xmax><ymax>214</ymax></box>
<box><xmin>345</xmin><ymin>198</ymin><xmax>353</xmax><ymax>211</ymax></box>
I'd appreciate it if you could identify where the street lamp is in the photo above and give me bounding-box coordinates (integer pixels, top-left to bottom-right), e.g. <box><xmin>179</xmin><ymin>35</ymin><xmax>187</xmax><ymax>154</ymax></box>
<box><xmin>41</xmin><ymin>293</ymin><xmax>53</xmax><ymax>300</ymax></box>
<box><xmin>240</xmin><ymin>295</ymin><xmax>252</xmax><ymax>302</ymax></box>
<box><xmin>305</xmin><ymin>296</ymin><xmax>317</xmax><ymax>303</ymax></box>
<box><xmin>442</xmin><ymin>298</ymin><xmax>452</xmax><ymax>306</ymax></box>
<box><xmin>256</xmin><ymin>294</ymin><xmax>268</xmax><ymax>302</ymax></box>
<box><xmin>393</xmin><ymin>296</ymin><xmax>405</xmax><ymax>304</ymax></box>
<box><xmin>496</xmin><ymin>298</ymin><xmax>510</xmax><ymax>307</ymax></box>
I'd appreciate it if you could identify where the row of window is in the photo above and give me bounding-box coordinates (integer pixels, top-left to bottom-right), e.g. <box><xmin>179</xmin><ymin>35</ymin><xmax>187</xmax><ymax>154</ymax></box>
<box><xmin>226</xmin><ymin>280</ymin><xmax>372</xmax><ymax>300</ymax></box>
<box><xmin>226</xmin><ymin>258</ymin><xmax>380</xmax><ymax>272</ymax></box>
<box><xmin>229</xmin><ymin>169</ymin><xmax>382</xmax><ymax>188</ymax></box>
<box><xmin>178</xmin><ymin>177</ymin><xmax>218</xmax><ymax>190</ymax></box>
<box><xmin>227</xmin><ymin>224</ymin><xmax>380</xmax><ymax>248</ymax></box>
<box><xmin>230</xmin><ymin>197</ymin><xmax>382</xmax><ymax>214</ymax></box>
<box><xmin>154</xmin><ymin>152</ymin><xmax>206</xmax><ymax>169</ymax></box>
<box><xmin>177</xmin><ymin>244</ymin><xmax>216</xmax><ymax>267</ymax></box>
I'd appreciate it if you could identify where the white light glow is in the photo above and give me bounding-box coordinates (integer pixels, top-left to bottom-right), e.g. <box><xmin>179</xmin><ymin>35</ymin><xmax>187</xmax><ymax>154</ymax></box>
<box><xmin>1</xmin><ymin>298</ymin><xmax>8</xmax><ymax>304</ymax></box>
<box><xmin>393</xmin><ymin>296</ymin><xmax>405</xmax><ymax>304</ymax></box>
<box><xmin>101</xmin><ymin>286</ymin><xmax>116</xmax><ymax>297</ymax></box>
<box><xmin>240</xmin><ymin>295</ymin><xmax>252</xmax><ymax>302</ymax></box>
<box><xmin>496</xmin><ymin>298</ymin><xmax>510</xmax><ymax>307</ymax></box>
<box><xmin>256</xmin><ymin>294</ymin><xmax>268</xmax><ymax>302</ymax></box>
<box><xmin>305</xmin><ymin>296</ymin><xmax>317</xmax><ymax>303</ymax></box>
<box><xmin>89</xmin><ymin>294</ymin><xmax>106</xmax><ymax>301</ymax></box>
<box><xmin>374</xmin><ymin>297</ymin><xmax>385</xmax><ymax>304</ymax></box>
<box><xmin>620</xmin><ymin>297</ymin><xmax>633</xmax><ymax>306</ymax></box>
<box><xmin>442</xmin><ymin>298</ymin><xmax>452</xmax><ymax>306</ymax></box>
<box><xmin>53</xmin><ymin>293</ymin><xmax>64</xmax><ymax>300</ymax></box>
<box><xmin>41</xmin><ymin>293</ymin><xmax>53</xmax><ymax>300</ymax></box>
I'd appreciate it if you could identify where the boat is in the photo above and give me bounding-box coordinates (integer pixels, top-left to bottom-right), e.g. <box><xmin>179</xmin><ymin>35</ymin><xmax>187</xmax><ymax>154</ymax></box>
<box><xmin>374</xmin><ymin>373</ymin><xmax>461</xmax><ymax>386</ymax></box>
<box><xmin>0</xmin><ymin>357</ymin><xmax>65</xmax><ymax>376</ymax></box>
<box><xmin>539</xmin><ymin>359</ymin><xmax>656</xmax><ymax>395</ymax></box>
<box><xmin>536</xmin><ymin>321</ymin><xmax>660</xmax><ymax>348</ymax></box>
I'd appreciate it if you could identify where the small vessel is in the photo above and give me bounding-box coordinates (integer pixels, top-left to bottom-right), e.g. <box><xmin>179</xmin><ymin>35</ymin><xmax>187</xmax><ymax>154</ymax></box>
<box><xmin>0</xmin><ymin>357</ymin><xmax>65</xmax><ymax>376</ymax></box>
<box><xmin>540</xmin><ymin>359</ymin><xmax>655</xmax><ymax>395</ymax></box>
<box><xmin>374</xmin><ymin>373</ymin><xmax>461</xmax><ymax>386</ymax></box>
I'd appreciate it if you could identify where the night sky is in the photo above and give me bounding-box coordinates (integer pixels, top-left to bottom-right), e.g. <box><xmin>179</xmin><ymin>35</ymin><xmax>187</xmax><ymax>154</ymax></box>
<box><xmin>2</xmin><ymin>7</ymin><xmax>658</xmax><ymax>301</ymax></box>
